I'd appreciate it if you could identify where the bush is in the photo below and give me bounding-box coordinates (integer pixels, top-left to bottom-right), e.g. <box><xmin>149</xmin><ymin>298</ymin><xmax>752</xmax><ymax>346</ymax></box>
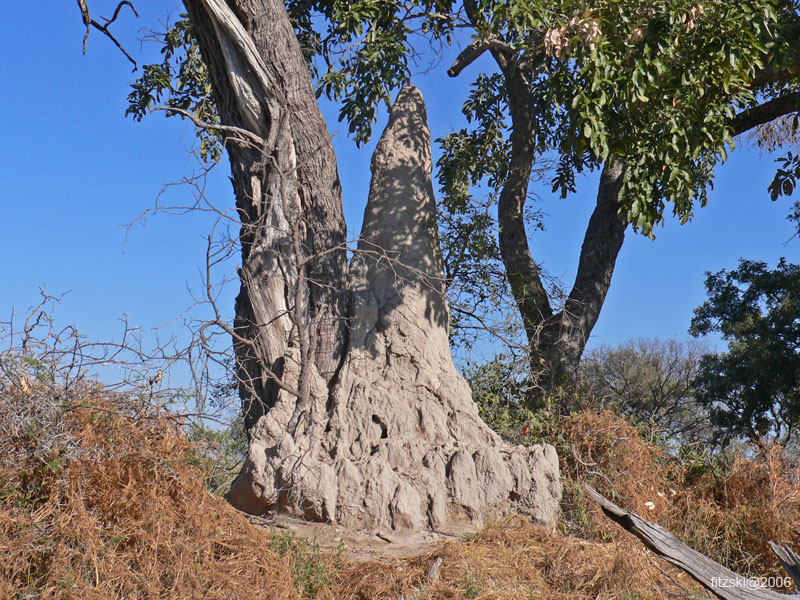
<box><xmin>465</xmin><ymin>353</ymin><xmax>569</xmax><ymax>446</ymax></box>
<box><xmin>185</xmin><ymin>417</ymin><xmax>247</xmax><ymax>496</ymax></box>
<box><xmin>0</xmin><ymin>386</ymin><xmax>299</xmax><ymax>600</ymax></box>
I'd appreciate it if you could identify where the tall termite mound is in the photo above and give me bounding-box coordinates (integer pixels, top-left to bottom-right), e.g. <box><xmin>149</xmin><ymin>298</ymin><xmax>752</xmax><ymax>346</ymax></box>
<box><xmin>229</xmin><ymin>86</ymin><xmax>561</xmax><ymax>534</ymax></box>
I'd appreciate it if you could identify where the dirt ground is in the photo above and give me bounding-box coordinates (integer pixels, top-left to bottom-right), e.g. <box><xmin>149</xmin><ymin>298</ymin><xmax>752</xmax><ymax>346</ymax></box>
<box><xmin>247</xmin><ymin>512</ymin><xmax>465</xmax><ymax>562</ymax></box>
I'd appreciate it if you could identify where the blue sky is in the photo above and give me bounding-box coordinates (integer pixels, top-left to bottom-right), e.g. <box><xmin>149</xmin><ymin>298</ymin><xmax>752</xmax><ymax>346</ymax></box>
<box><xmin>1</xmin><ymin>2</ymin><xmax>797</xmax><ymax>376</ymax></box>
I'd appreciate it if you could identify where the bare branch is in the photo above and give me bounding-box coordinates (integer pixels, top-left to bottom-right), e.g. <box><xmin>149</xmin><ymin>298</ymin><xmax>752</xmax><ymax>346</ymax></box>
<box><xmin>151</xmin><ymin>106</ymin><xmax>266</xmax><ymax>147</ymax></box>
<box><xmin>76</xmin><ymin>0</ymin><xmax>139</xmax><ymax>71</ymax></box>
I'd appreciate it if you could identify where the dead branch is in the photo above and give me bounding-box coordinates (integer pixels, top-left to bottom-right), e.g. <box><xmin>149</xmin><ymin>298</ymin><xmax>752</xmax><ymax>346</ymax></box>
<box><xmin>76</xmin><ymin>0</ymin><xmax>139</xmax><ymax>70</ymax></box>
<box><xmin>770</xmin><ymin>543</ymin><xmax>800</xmax><ymax>592</ymax></box>
<box><xmin>585</xmin><ymin>483</ymin><xmax>800</xmax><ymax>600</ymax></box>
<box><xmin>151</xmin><ymin>106</ymin><xmax>266</xmax><ymax>147</ymax></box>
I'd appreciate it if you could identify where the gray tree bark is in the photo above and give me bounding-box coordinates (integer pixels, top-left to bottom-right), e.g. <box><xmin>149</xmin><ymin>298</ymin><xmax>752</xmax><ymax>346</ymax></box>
<box><xmin>183</xmin><ymin>0</ymin><xmax>349</xmax><ymax>431</ymax></box>
<box><xmin>538</xmin><ymin>161</ymin><xmax>626</xmax><ymax>389</ymax></box>
<box><xmin>500</xmin><ymin>73</ymin><xmax>628</xmax><ymax>394</ymax></box>
<box><xmin>586</xmin><ymin>484</ymin><xmax>800</xmax><ymax>600</ymax></box>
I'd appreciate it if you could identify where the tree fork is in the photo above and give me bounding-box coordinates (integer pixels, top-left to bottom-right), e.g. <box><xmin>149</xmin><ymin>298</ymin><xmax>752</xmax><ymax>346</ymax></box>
<box><xmin>452</xmin><ymin>5</ymin><xmax>629</xmax><ymax>398</ymax></box>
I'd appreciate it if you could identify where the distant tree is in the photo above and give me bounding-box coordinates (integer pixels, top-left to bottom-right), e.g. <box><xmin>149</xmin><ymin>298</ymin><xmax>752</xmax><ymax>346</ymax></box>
<box><xmin>690</xmin><ymin>258</ymin><xmax>800</xmax><ymax>446</ymax></box>
<box><xmin>580</xmin><ymin>338</ymin><xmax>714</xmax><ymax>447</ymax></box>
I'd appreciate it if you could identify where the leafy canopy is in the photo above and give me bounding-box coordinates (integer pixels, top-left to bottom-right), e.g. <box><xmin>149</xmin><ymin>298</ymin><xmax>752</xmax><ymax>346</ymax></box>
<box><xmin>128</xmin><ymin>2</ymin><xmax>799</xmax><ymax>238</ymax></box>
<box><xmin>126</xmin><ymin>17</ymin><xmax>222</xmax><ymax>162</ymax></box>
<box><xmin>438</xmin><ymin>0</ymin><xmax>796</xmax><ymax>237</ymax></box>
<box><xmin>124</xmin><ymin>1</ymin><xmax>800</xmax><ymax>357</ymax></box>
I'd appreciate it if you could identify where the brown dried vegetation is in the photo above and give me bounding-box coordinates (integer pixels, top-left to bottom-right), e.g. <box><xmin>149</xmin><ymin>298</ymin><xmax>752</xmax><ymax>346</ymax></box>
<box><xmin>3</xmin><ymin>384</ymin><xmax>800</xmax><ymax>599</ymax></box>
<box><xmin>326</xmin><ymin>518</ymin><xmax>707</xmax><ymax>599</ymax></box>
<box><xmin>562</xmin><ymin>410</ymin><xmax>800</xmax><ymax>589</ymax></box>
<box><xmin>0</xmin><ymin>386</ymin><xmax>298</xmax><ymax>600</ymax></box>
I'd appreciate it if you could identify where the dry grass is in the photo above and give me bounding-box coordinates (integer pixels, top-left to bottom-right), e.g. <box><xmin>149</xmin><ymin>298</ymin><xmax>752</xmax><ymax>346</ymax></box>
<box><xmin>3</xmin><ymin>390</ymin><xmax>799</xmax><ymax>599</ymax></box>
<box><xmin>0</xmin><ymin>387</ymin><xmax>298</xmax><ymax>600</ymax></box>
<box><xmin>670</xmin><ymin>445</ymin><xmax>800</xmax><ymax>580</ymax></box>
<box><xmin>329</xmin><ymin>517</ymin><xmax>709</xmax><ymax>599</ymax></box>
<box><xmin>562</xmin><ymin>410</ymin><xmax>800</xmax><ymax>588</ymax></box>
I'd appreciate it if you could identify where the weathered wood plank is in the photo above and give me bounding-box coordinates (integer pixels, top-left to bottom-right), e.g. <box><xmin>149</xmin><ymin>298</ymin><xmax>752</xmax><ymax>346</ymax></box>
<box><xmin>769</xmin><ymin>542</ymin><xmax>800</xmax><ymax>592</ymax></box>
<box><xmin>584</xmin><ymin>483</ymin><xmax>800</xmax><ymax>600</ymax></box>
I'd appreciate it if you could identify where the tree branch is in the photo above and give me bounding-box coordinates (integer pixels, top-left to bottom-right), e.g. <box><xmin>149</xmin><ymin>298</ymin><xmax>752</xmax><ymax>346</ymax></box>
<box><xmin>76</xmin><ymin>0</ymin><xmax>139</xmax><ymax>71</ymax></box>
<box><xmin>557</xmin><ymin>161</ymin><xmax>626</xmax><ymax>371</ymax></box>
<box><xmin>751</xmin><ymin>54</ymin><xmax>800</xmax><ymax>89</ymax></box>
<box><xmin>447</xmin><ymin>37</ymin><xmax>514</xmax><ymax>77</ymax></box>
<box><xmin>731</xmin><ymin>91</ymin><xmax>800</xmax><ymax>136</ymax></box>
<box><xmin>497</xmin><ymin>69</ymin><xmax>554</xmax><ymax>331</ymax></box>
<box><xmin>750</xmin><ymin>12</ymin><xmax>800</xmax><ymax>88</ymax></box>
<box><xmin>769</xmin><ymin>542</ymin><xmax>800</xmax><ymax>592</ymax></box>
<box><xmin>151</xmin><ymin>106</ymin><xmax>266</xmax><ymax>146</ymax></box>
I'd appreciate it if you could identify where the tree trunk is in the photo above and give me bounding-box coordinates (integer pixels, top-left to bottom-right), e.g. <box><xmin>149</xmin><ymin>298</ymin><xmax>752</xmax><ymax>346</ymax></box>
<box><xmin>538</xmin><ymin>161</ymin><xmax>627</xmax><ymax>391</ymax></box>
<box><xmin>496</xmin><ymin>64</ymin><xmax>558</xmax><ymax>392</ymax></box>
<box><xmin>183</xmin><ymin>0</ymin><xmax>349</xmax><ymax>431</ymax></box>
<box><xmin>185</xmin><ymin>0</ymin><xmax>561</xmax><ymax>533</ymax></box>
<box><xmin>462</xmin><ymin>12</ymin><xmax>628</xmax><ymax>399</ymax></box>
<box><xmin>500</xmin><ymin>74</ymin><xmax>627</xmax><ymax>395</ymax></box>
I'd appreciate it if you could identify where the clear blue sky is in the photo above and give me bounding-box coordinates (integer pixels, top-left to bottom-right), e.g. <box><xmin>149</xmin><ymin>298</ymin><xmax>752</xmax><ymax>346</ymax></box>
<box><xmin>1</xmin><ymin>2</ymin><xmax>797</xmax><ymax>375</ymax></box>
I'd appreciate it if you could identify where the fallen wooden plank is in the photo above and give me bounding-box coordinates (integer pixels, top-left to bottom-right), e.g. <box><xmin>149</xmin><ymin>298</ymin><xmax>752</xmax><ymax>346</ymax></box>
<box><xmin>769</xmin><ymin>542</ymin><xmax>800</xmax><ymax>591</ymax></box>
<box><xmin>583</xmin><ymin>483</ymin><xmax>800</xmax><ymax>600</ymax></box>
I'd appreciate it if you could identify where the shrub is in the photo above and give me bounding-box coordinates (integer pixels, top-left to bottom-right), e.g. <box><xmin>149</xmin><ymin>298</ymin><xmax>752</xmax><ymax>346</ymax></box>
<box><xmin>0</xmin><ymin>386</ymin><xmax>299</xmax><ymax>600</ymax></box>
<box><xmin>185</xmin><ymin>417</ymin><xmax>247</xmax><ymax>496</ymax></box>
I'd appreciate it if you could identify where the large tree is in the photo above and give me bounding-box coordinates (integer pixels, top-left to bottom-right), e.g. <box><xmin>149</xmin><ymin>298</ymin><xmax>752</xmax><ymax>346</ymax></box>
<box><xmin>85</xmin><ymin>0</ymin><xmax>800</xmax><ymax>530</ymax></box>
<box><xmin>435</xmin><ymin>0</ymin><xmax>800</xmax><ymax>392</ymax></box>
<box><xmin>125</xmin><ymin>0</ymin><xmax>800</xmax><ymax>398</ymax></box>
<box><xmin>133</xmin><ymin>0</ymin><xmax>562</xmax><ymax>532</ymax></box>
